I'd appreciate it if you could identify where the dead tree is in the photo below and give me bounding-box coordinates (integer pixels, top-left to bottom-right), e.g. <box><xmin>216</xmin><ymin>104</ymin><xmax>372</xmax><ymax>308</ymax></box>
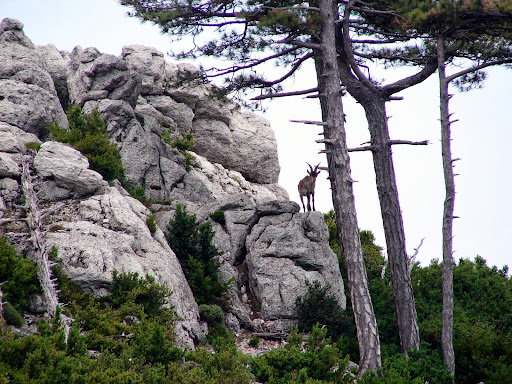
<box><xmin>21</xmin><ymin>155</ymin><xmax>71</xmax><ymax>340</ymax></box>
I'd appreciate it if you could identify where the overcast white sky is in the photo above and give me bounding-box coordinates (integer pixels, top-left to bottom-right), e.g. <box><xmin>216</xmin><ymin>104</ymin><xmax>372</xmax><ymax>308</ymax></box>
<box><xmin>2</xmin><ymin>0</ymin><xmax>511</xmax><ymax>271</ymax></box>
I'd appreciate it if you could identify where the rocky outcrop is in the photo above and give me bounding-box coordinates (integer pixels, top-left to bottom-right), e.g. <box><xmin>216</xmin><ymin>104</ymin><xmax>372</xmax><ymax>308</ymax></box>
<box><xmin>34</xmin><ymin>142</ymin><xmax>107</xmax><ymax>199</ymax></box>
<box><xmin>246</xmin><ymin>211</ymin><xmax>345</xmax><ymax>332</ymax></box>
<box><xmin>0</xmin><ymin>17</ymin><xmax>346</xmax><ymax>347</ymax></box>
<box><xmin>0</xmin><ymin>19</ymin><xmax>68</xmax><ymax>137</ymax></box>
<box><xmin>45</xmin><ymin>186</ymin><xmax>204</xmax><ymax>349</ymax></box>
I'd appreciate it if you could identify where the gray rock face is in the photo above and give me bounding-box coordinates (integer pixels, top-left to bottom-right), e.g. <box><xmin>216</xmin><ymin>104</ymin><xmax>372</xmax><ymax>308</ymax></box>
<box><xmin>244</xmin><ymin>211</ymin><xmax>346</xmax><ymax>332</ymax></box>
<box><xmin>34</xmin><ymin>142</ymin><xmax>107</xmax><ymax>198</ymax></box>
<box><xmin>45</xmin><ymin>187</ymin><xmax>204</xmax><ymax>349</ymax></box>
<box><xmin>0</xmin><ymin>18</ymin><xmax>347</xmax><ymax>348</ymax></box>
<box><xmin>67</xmin><ymin>46</ymin><xmax>142</xmax><ymax>108</ymax></box>
<box><xmin>192</xmin><ymin>110</ymin><xmax>280</xmax><ymax>184</ymax></box>
<box><xmin>0</xmin><ymin>19</ymin><xmax>67</xmax><ymax>137</ymax></box>
<box><xmin>122</xmin><ymin>45</ymin><xmax>167</xmax><ymax>95</ymax></box>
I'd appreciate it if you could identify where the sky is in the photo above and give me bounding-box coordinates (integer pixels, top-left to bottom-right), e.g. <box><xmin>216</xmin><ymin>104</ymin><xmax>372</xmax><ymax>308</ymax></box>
<box><xmin>1</xmin><ymin>0</ymin><xmax>511</xmax><ymax>271</ymax></box>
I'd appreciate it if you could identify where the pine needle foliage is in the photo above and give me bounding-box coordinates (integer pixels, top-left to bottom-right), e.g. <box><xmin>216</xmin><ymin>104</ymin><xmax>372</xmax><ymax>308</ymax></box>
<box><xmin>49</xmin><ymin>105</ymin><xmax>125</xmax><ymax>181</ymax></box>
<box><xmin>166</xmin><ymin>204</ymin><xmax>229</xmax><ymax>306</ymax></box>
<box><xmin>0</xmin><ymin>235</ymin><xmax>40</xmax><ymax>314</ymax></box>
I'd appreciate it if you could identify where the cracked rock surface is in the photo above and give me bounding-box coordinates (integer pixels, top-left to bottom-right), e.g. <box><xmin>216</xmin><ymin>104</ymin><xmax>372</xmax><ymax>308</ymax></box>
<box><xmin>0</xmin><ymin>17</ymin><xmax>346</xmax><ymax>345</ymax></box>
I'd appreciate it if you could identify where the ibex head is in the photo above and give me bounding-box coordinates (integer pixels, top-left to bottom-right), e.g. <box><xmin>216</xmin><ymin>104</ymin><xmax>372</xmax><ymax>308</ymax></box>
<box><xmin>306</xmin><ymin>163</ymin><xmax>321</xmax><ymax>179</ymax></box>
<box><xmin>298</xmin><ymin>163</ymin><xmax>321</xmax><ymax>212</ymax></box>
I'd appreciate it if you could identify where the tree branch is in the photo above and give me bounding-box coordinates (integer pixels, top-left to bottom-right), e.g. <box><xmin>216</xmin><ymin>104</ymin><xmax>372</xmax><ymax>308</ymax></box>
<box><xmin>342</xmin><ymin>0</ymin><xmax>375</xmax><ymax>88</ymax></box>
<box><xmin>205</xmin><ymin>47</ymin><xmax>302</xmax><ymax>77</ymax></box>
<box><xmin>383</xmin><ymin>57</ymin><xmax>438</xmax><ymax>96</ymax></box>
<box><xmin>446</xmin><ymin>58</ymin><xmax>512</xmax><ymax>83</ymax></box>
<box><xmin>388</xmin><ymin>139</ymin><xmax>429</xmax><ymax>146</ymax></box>
<box><xmin>348</xmin><ymin>145</ymin><xmax>374</xmax><ymax>152</ymax></box>
<box><xmin>290</xmin><ymin>119</ymin><xmax>328</xmax><ymax>126</ymax></box>
<box><xmin>251</xmin><ymin>87</ymin><xmax>319</xmax><ymax>100</ymax></box>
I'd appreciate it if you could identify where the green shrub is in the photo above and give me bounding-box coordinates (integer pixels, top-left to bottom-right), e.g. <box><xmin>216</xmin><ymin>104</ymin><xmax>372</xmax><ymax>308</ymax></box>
<box><xmin>248</xmin><ymin>336</ymin><xmax>260</xmax><ymax>347</ymax></box>
<box><xmin>360</xmin><ymin>345</ymin><xmax>453</xmax><ymax>384</ymax></box>
<box><xmin>209</xmin><ymin>209</ymin><xmax>226</xmax><ymax>226</ymax></box>
<box><xmin>120</xmin><ymin>181</ymin><xmax>147</xmax><ymax>203</ymax></box>
<box><xmin>49</xmin><ymin>105</ymin><xmax>125</xmax><ymax>181</ymax></box>
<box><xmin>108</xmin><ymin>271</ymin><xmax>171</xmax><ymax>317</ymax></box>
<box><xmin>295</xmin><ymin>280</ymin><xmax>349</xmax><ymax>341</ymax></box>
<box><xmin>146</xmin><ymin>214</ymin><xmax>157</xmax><ymax>233</ymax></box>
<box><xmin>2</xmin><ymin>303</ymin><xmax>24</xmax><ymax>327</ymax></box>
<box><xmin>162</xmin><ymin>129</ymin><xmax>195</xmax><ymax>170</ymax></box>
<box><xmin>24</xmin><ymin>141</ymin><xmax>41</xmax><ymax>151</ymax></box>
<box><xmin>166</xmin><ymin>204</ymin><xmax>229</xmax><ymax>306</ymax></box>
<box><xmin>131</xmin><ymin>185</ymin><xmax>147</xmax><ymax>203</ymax></box>
<box><xmin>0</xmin><ymin>236</ymin><xmax>40</xmax><ymax>312</ymax></box>
<box><xmin>249</xmin><ymin>325</ymin><xmax>350</xmax><ymax>383</ymax></box>
<box><xmin>198</xmin><ymin>304</ymin><xmax>224</xmax><ymax>324</ymax></box>
<box><xmin>171</xmin><ymin>132</ymin><xmax>194</xmax><ymax>151</ymax></box>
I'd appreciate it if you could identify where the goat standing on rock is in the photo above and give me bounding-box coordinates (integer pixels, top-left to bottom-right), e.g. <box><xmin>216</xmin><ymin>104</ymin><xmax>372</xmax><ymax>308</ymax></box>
<box><xmin>298</xmin><ymin>163</ymin><xmax>321</xmax><ymax>212</ymax></box>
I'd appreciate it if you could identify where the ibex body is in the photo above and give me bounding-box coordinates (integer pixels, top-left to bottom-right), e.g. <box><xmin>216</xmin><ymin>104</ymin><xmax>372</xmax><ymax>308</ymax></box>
<box><xmin>298</xmin><ymin>163</ymin><xmax>321</xmax><ymax>212</ymax></box>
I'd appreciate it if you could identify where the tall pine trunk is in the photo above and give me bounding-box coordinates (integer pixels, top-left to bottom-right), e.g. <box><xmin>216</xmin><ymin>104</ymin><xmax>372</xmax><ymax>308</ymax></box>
<box><xmin>333</xmin><ymin>4</ymin><xmax>421</xmax><ymax>353</ymax></box>
<box><xmin>316</xmin><ymin>0</ymin><xmax>381</xmax><ymax>373</ymax></box>
<box><xmin>437</xmin><ymin>35</ymin><xmax>456</xmax><ymax>376</ymax></box>
<box><xmin>363</xmin><ymin>97</ymin><xmax>421</xmax><ymax>355</ymax></box>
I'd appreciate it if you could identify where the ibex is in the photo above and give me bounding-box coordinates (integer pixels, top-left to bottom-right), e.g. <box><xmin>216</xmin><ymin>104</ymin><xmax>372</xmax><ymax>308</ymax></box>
<box><xmin>298</xmin><ymin>163</ymin><xmax>321</xmax><ymax>212</ymax></box>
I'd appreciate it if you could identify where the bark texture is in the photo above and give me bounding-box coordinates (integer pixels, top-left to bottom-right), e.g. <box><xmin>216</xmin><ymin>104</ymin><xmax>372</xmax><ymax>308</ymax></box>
<box><xmin>437</xmin><ymin>36</ymin><xmax>456</xmax><ymax>377</ymax></box>
<box><xmin>317</xmin><ymin>0</ymin><xmax>381</xmax><ymax>373</ymax></box>
<box><xmin>331</xmin><ymin>1</ymin><xmax>440</xmax><ymax>354</ymax></box>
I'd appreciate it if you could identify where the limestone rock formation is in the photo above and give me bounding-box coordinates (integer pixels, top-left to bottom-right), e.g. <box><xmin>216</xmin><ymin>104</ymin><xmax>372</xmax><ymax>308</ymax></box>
<box><xmin>0</xmin><ymin>17</ymin><xmax>346</xmax><ymax>348</ymax></box>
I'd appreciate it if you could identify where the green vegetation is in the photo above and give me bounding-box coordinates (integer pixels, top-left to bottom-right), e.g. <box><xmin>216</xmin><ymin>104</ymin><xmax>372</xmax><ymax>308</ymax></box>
<box><xmin>296</xmin><ymin>280</ymin><xmax>351</xmax><ymax>341</ymax></box>
<box><xmin>146</xmin><ymin>214</ymin><xmax>157</xmax><ymax>234</ymax></box>
<box><xmin>322</xmin><ymin>210</ymin><xmax>512</xmax><ymax>384</ymax></box>
<box><xmin>248</xmin><ymin>336</ymin><xmax>260</xmax><ymax>348</ymax></box>
<box><xmin>209</xmin><ymin>210</ymin><xmax>226</xmax><ymax>226</ymax></box>
<box><xmin>166</xmin><ymin>204</ymin><xmax>229</xmax><ymax>306</ymax></box>
<box><xmin>199</xmin><ymin>304</ymin><xmax>225</xmax><ymax>325</ymax></box>
<box><xmin>0</xmin><ymin>242</ymin><xmax>253</xmax><ymax>383</ymax></box>
<box><xmin>250</xmin><ymin>325</ymin><xmax>351</xmax><ymax>384</ymax></box>
<box><xmin>24</xmin><ymin>141</ymin><xmax>41</xmax><ymax>152</ymax></box>
<box><xmin>49</xmin><ymin>105</ymin><xmax>125</xmax><ymax>181</ymax></box>
<box><xmin>2</xmin><ymin>302</ymin><xmax>24</xmax><ymax>327</ymax></box>
<box><xmin>127</xmin><ymin>184</ymin><xmax>147</xmax><ymax>203</ymax></box>
<box><xmin>0</xmin><ymin>217</ymin><xmax>510</xmax><ymax>383</ymax></box>
<box><xmin>162</xmin><ymin>129</ymin><xmax>195</xmax><ymax>170</ymax></box>
<box><xmin>0</xmin><ymin>236</ymin><xmax>40</xmax><ymax>314</ymax></box>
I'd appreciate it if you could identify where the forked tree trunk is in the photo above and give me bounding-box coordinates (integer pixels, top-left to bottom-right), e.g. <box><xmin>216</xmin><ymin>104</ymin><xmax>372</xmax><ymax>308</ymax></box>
<box><xmin>333</xmin><ymin>7</ymin><xmax>422</xmax><ymax>352</ymax></box>
<box><xmin>316</xmin><ymin>0</ymin><xmax>381</xmax><ymax>373</ymax></box>
<box><xmin>437</xmin><ymin>35</ymin><xmax>456</xmax><ymax>377</ymax></box>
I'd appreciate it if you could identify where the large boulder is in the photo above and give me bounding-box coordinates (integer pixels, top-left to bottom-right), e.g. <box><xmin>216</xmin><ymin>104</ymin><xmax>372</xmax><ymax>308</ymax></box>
<box><xmin>33</xmin><ymin>141</ymin><xmax>107</xmax><ymax>199</ymax></box>
<box><xmin>67</xmin><ymin>46</ymin><xmax>142</xmax><ymax>108</ymax></box>
<box><xmin>245</xmin><ymin>211</ymin><xmax>346</xmax><ymax>332</ymax></box>
<box><xmin>0</xmin><ymin>18</ymin><xmax>67</xmax><ymax>137</ymax></box>
<box><xmin>45</xmin><ymin>187</ymin><xmax>204</xmax><ymax>349</ymax></box>
<box><xmin>122</xmin><ymin>45</ymin><xmax>167</xmax><ymax>95</ymax></box>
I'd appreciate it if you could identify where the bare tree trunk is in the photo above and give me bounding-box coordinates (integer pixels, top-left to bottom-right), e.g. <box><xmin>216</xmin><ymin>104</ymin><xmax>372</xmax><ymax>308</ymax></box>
<box><xmin>316</xmin><ymin>0</ymin><xmax>381</xmax><ymax>373</ymax></box>
<box><xmin>21</xmin><ymin>156</ymin><xmax>59</xmax><ymax>318</ymax></box>
<box><xmin>437</xmin><ymin>35</ymin><xmax>456</xmax><ymax>377</ymax></box>
<box><xmin>364</xmin><ymin>98</ymin><xmax>421</xmax><ymax>355</ymax></box>
<box><xmin>21</xmin><ymin>155</ymin><xmax>71</xmax><ymax>340</ymax></box>
<box><xmin>332</xmin><ymin>4</ymin><xmax>422</xmax><ymax>354</ymax></box>
<box><xmin>334</xmin><ymin>65</ymin><xmax>421</xmax><ymax>354</ymax></box>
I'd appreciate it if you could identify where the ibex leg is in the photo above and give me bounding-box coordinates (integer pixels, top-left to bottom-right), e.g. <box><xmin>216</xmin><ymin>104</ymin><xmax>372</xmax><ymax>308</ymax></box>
<box><xmin>307</xmin><ymin>195</ymin><xmax>312</xmax><ymax>211</ymax></box>
<box><xmin>300</xmin><ymin>196</ymin><xmax>307</xmax><ymax>212</ymax></box>
<box><xmin>312</xmin><ymin>192</ymin><xmax>316</xmax><ymax>211</ymax></box>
